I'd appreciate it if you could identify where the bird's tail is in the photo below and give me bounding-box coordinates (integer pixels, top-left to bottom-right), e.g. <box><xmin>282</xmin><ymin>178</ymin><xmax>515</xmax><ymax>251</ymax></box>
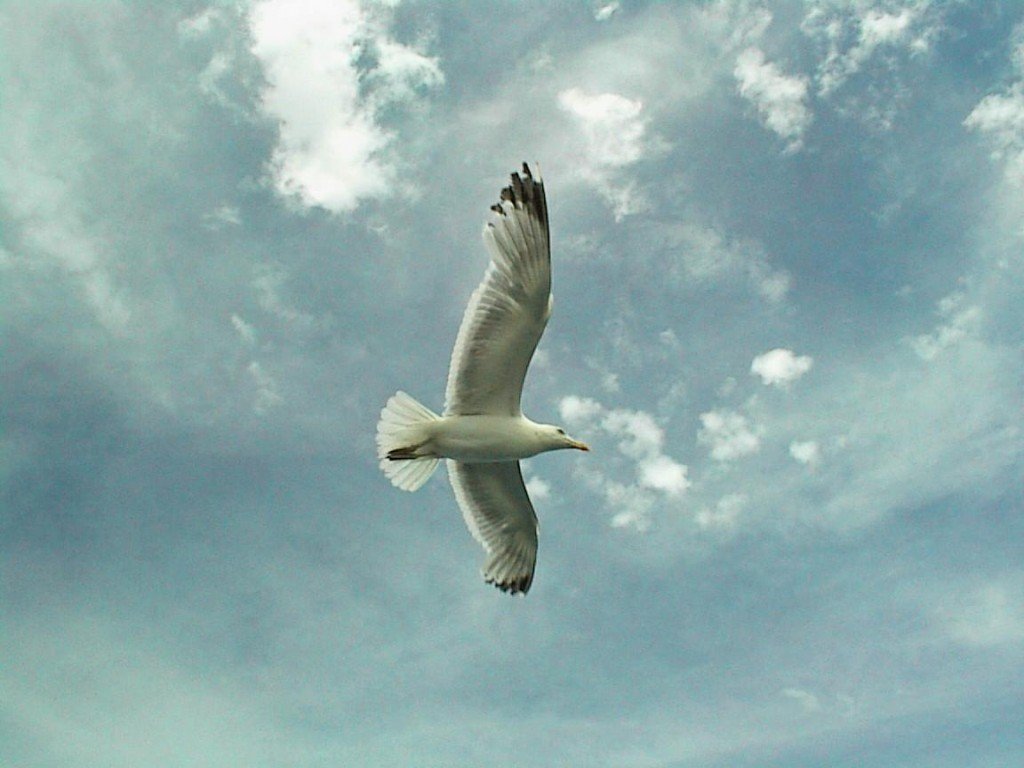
<box><xmin>376</xmin><ymin>391</ymin><xmax>441</xmax><ymax>491</ymax></box>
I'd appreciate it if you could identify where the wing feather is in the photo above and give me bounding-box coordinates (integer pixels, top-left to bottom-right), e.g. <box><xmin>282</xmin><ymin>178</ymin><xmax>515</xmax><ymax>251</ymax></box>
<box><xmin>444</xmin><ymin>164</ymin><xmax>551</xmax><ymax>416</ymax></box>
<box><xmin>447</xmin><ymin>460</ymin><xmax>538</xmax><ymax>594</ymax></box>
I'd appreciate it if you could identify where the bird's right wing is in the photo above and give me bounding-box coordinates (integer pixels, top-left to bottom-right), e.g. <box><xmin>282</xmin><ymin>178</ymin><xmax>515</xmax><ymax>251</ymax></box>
<box><xmin>444</xmin><ymin>164</ymin><xmax>551</xmax><ymax>417</ymax></box>
<box><xmin>447</xmin><ymin>460</ymin><xmax>538</xmax><ymax>594</ymax></box>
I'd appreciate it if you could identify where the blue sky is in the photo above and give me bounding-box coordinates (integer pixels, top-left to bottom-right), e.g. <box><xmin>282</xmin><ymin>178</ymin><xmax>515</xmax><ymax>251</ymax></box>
<box><xmin>2</xmin><ymin>1</ymin><xmax>1023</xmax><ymax>765</ymax></box>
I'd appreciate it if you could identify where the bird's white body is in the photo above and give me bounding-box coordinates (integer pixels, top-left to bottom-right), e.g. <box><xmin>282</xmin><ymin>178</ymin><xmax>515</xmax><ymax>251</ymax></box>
<box><xmin>425</xmin><ymin>416</ymin><xmax>566</xmax><ymax>462</ymax></box>
<box><xmin>376</xmin><ymin>165</ymin><xmax>587</xmax><ymax>595</ymax></box>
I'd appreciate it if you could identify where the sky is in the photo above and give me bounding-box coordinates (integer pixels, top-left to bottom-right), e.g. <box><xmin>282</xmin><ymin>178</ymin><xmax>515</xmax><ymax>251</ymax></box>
<box><xmin>2</xmin><ymin>1</ymin><xmax>1023</xmax><ymax>765</ymax></box>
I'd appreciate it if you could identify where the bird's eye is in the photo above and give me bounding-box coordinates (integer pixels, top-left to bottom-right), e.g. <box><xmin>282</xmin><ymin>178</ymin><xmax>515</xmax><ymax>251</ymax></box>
<box><xmin>557</xmin><ymin>428</ymin><xmax>565</xmax><ymax>435</ymax></box>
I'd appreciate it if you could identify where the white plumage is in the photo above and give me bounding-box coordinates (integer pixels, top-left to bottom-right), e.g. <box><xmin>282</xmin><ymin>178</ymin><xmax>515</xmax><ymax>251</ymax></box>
<box><xmin>376</xmin><ymin>164</ymin><xmax>588</xmax><ymax>595</ymax></box>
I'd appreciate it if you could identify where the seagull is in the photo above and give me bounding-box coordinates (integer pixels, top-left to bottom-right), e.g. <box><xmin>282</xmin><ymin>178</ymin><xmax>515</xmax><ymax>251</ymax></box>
<box><xmin>376</xmin><ymin>163</ymin><xmax>589</xmax><ymax>595</ymax></box>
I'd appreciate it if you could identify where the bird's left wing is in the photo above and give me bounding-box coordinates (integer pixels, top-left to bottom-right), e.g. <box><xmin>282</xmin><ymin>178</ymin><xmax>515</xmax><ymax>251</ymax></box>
<box><xmin>447</xmin><ymin>460</ymin><xmax>538</xmax><ymax>594</ymax></box>
<box><xmin>444</xmin><ymin>164</ymin><xmax>551</xmax><ymax>416</ymax></box>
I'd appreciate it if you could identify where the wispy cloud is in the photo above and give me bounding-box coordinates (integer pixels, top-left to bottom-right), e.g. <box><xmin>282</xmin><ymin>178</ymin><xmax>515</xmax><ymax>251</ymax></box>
<box><xmin>660</xmin><ymin>223</ymin><xmax>791</xmax><ymax>303</ymax></box>
<box><xmin>803</xmin><ymin>0</ymin><xmax>939</xmax><ymax>97</ymax></box>
<box><xmin>938</xmin><ymin>577</ymin><xmax>1024</xmax><ymax>647</ymax></box>
<box><xmin>801</xmin><ymin>0</ymin><xmax>946</xmax><ymax>128</ymax></box>
<box><xmin>909</xmin><ymin>292</ymin><xmax>981</xmax><ymax>361</ymax></box>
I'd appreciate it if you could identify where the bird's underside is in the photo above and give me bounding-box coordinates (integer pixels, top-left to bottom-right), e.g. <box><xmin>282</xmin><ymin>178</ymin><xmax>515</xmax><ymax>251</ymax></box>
<box><xmin>376</xmin><ymin>164</ymin><xmax>581</xmax><ymax>595</ymax></box>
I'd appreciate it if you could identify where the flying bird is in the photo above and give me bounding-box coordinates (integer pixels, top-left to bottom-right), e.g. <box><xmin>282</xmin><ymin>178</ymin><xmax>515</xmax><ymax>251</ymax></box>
<box><xmin>376</xmin><ymin>164</ymin><xmax>589</xmax><ymax>595</ymax></box>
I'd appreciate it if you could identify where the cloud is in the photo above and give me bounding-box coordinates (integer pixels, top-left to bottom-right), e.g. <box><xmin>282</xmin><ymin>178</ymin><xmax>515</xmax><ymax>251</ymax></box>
<box><xmin>799</xmin><ymin>0</ymin><xmax>947</xmax><ymax>129</ymax></box>
<box><xmin>1</xmin><ymin>125</ymin><xmax>131</xmax><ymax>333</ymax></box>
<box><xmin>178</xmin><ymin>5</ymin><xmax>266</xmax><ymax>119</ymax></box>
<box><xmin>230</xmin><ymin>314</ymin><xmax>257</xmax><ymax>347</ymax></box>
<box><xmin>780</xmin><ymin>687</ymin><xmax>822</xmax><ymax>713</ymax></box>
<box><xmin>600</xmin><ymin>409</ymin><xmax>691</xmax><ymax>497</ymax></box>
<box><xmin>558</xmin><ymin>395</ymin><xmax>604</xmax><ymax>423</ymax></box>
<box><xmin>938</xmin><ymin>578</ymin><xmax>1024</xmax><ymax>647</ymax></box>
<box><xmin>662</xmin><ymin>223</ymin><xmax>791</xmax><ymax>303</ymax></box>
<box><xmin>247</xmin><ymin>361</ymin><xmax>283</xmax><ymax>414</ymax></box>
<box><xmin>694</xmin><ymin>493</ymin><xmax>746</xmax><ymax>532</ymax></box>
<box><xmin>966</xmin><ymin>85</ymin><xmax>1024</xmax><ymax>172</ymax></box>
<box><xmin>559</xmin><ymin>395</ymin><xmax>690</xmax><ymax>531</ymax></box>
<box><xmin>249</xmin><ymin>0</ymin><xmax>443</xmax><ymax>213</ymax></box>
<box><xmin>698</xmin><ymin>409</ymin><xmax>762</xmax><ymax>461</ymax></box>
<box><xmin>637</xmin><ymin>454</ymin><xmax>691</xmax><ymax>496</ymax></box>
<box><xmin>803</xmin><ymin>1</ymin><xmax>937</xmax><ymax>97</ymax></box>
<box><xmin>252</xmin><ymin>263</ymin><xmax>316</xmax><ymax>329</ymax></box>
<box><xmin>734</xmin><ymin>47</ymin><xmax>813</xmax><ymax>151</ymax></box>
<box><xmin>558</xmin><ymin>87</ymin><xmax>653</xmax><ymax>219</ymax></box>
<box><xmin>751</xmin><ymin>348</ymin><xmax>814</xmax><ymax>388</ymax></box>
<box><xmin>524</xmin><ymin>475</ymin><xmax>551</xmax><ymax>502</ymax></box>
<box><xmin>789</xmin><ymin>440</ymin><xmax>821</xmax><ymax>466</ymax></box>
<box><xmin>202</xmin><ymin>204</ymin><xmax>242</xmax><ymax>230</ymax></box>
<box><xmin>965</xmin><ymin>29</ymin><xmax>1024</xmax><ymax>185</ymax></box>
<box><xmin>606</xmin><ymin>482</ymin><xmax>655</xmax><ymax>532</ymax></box>
<box><xmin>593</xmin><ymin>2</ymin><xmax>620</xmax><ymax>22</ymax></box>
<box><xmin>909</xmin><ymin>292</ymin><xmax>982</xmax><ymax>361</ymax></box>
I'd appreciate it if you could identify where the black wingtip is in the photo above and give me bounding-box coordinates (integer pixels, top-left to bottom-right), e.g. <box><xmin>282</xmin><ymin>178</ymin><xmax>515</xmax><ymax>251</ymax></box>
<box><xmin>486</xmin><ymin>574</ymin><xmax>533</xmax><ymax>595</ymax></box>
<box><xmin>490</xmin><ymin>163</ymin><xmax>547</xmax><ymax>229</ymax></box>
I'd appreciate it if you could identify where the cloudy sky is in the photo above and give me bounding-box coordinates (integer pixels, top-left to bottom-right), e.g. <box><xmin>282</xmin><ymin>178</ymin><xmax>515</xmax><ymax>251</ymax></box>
<box><xmin>3</xmin><ymin>0</ymin><xmax>1023</xmax><ymax>765</ymax></box>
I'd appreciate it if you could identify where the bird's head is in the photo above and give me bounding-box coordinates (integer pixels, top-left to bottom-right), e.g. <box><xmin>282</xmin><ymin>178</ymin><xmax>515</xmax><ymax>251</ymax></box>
<box><xmin>542</xmin><ymin>424</ymin><xmax>589</xmax><ymax>452</ymax></box>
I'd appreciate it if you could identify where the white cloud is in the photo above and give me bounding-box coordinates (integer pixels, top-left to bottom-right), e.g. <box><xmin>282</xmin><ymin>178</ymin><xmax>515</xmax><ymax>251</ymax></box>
<box><xmin>694</xmin><ymin>493</ymin><xmax>746</xmax><ymax>532</ymax></box>
<box><xmin>861</xmin><ymin>8</ymin><xmax>915</xmax><ymax>47</ymax></box>
<box><xmin>965</xmin><ymin>29</ymin><xmax>1024</xmax><ymax>184</ymax></box>
<box><xmin>559</xmin><ymin>394</ymin><xmax>604</xmax><ymax>424</ymax></box>
<box><xmin>559</xmin><ymin>395</ymin><xmax>690</xmax><ymax>529</ymax></box>
<box><xmin>780</xmin><ymin>687</ymin><xmax>822</xmax><ymax>713</ymax></box>
<box><xmin>525</xmin><ymin>475</ymin><xmax>551</xmax><ymax>502</ymax></box>
<box><xmin>607</xmin><ymin>482</ymin><xmax>654</xmax><ymax>532</ymax></box>
<box><xmin>734</xmin><ymin>47</ymin><xmax>812</xmax><ymax>151</ymax></box>
<box><xmin>602</xmin><ymin>409</ymin><xmax>664</xmax><ymax>460</ymax></box>
<box><xmin>638</xmin><ymin>454</ymin><xmax>691</xmax><ymax>496</ymax></box>
<box><xmin>789</xmin><ymin>440</ymin><xmax>821</xmax><ymax>467</ymax></box>
<box><xmin>751</xmin><ymin>348</ymin><xmax>814</xmax><ymax>388</ymax></box>
<box><xmin>910</xmin><ymin>292</ymin><xmax>981</xmax><ymax>361</ymax></box>
<box><xmin>593</xmin><ymin>2</ymin><xmax>620</xmax><ymax>22</ymax></box>
<box><xmin>698</xmin><ymin>409</ymin><xmax>762</xmax><ymax>461</ymax></box>
<box><xmin>558</xmin><ymin>88</ymin><xmax>653</xmax><ymax>219</ymax></box>
<box><xmin>601</xmin><ymin>407</ymin><xmax>691</xmax><ymax>497</ymax></box>
<box><xmin>249</xmin><ymin>0</ymin><xmax>443</xmax><ymax>213</ymax></box>
<box><xmin>803</xmin><ymin>1</ymin><xmax>937</xmax><ymax>97</ymax></box>
<box><xmin>558</xmin><ymin>88</ymin><xmax>646</xmax><ymax>169</ymax></box>
<box><xmin>965</xmin><ymin>86</ymin><xmax>1024</xmax><ymax>170</ymax></box>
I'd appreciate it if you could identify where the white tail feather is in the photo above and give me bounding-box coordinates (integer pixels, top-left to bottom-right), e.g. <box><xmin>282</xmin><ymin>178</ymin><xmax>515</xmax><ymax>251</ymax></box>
<box><xmin>376</xmin><ymin>391</ymin><xmax>441</xmax><ymax>491</ymax></box>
